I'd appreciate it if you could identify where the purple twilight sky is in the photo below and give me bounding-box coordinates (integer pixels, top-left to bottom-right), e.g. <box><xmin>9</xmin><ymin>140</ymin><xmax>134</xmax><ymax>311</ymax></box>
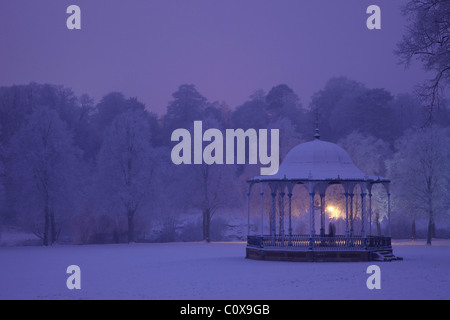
<box><xmin>0</xmin><ymin>0</ymin><xmax>429</xmax><ymax>115</ymax></box>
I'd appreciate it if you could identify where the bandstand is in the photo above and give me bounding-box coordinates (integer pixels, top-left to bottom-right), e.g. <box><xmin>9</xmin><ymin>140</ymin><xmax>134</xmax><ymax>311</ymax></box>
<box><xmin>245</xmin><ymin>130</ymin><xmax>401</xmax><ymax>262</ymax></box>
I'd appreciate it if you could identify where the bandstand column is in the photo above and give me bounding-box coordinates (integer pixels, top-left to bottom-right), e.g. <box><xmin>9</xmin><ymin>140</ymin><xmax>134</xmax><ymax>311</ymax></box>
<box><xmin>280</xmin><ymin>191</ymin><xmax>285</xmax><ymax>246</ymax></box>
<box><xmin>383</xmin><ymin>182</ymin><xmax>391</xmax><ymax>238</ymax></box>
<box><xmin>309</xmin><ymin>191</ymin><xmax>315</xmax><ymax>249</ymax></box>
<box><xmin>247</xmin><ymin>183</ymin><xmax>254</xmax><ymax>237</ymax></box>
<box><xmin>349</xmin><ymin>192</ymin><xmax>354</xmax><ymax>237</ymax></box>
<box><xmin>320</xmin><ymin>193</ymin><xmax>325</xmax><ymax>237</ymax></box>
<box><xmin>288</xmin><ymin>191</ymin><xmax>293</xmax><ymax>246</ymax></box>
<box><xmin>345</xmin><ymin>192</ymin><xmax>350</xmax><ymax>242</ymax></box>
<box><xmin>260</xmin><ymin>183</ymin><xmax>264</xmax><ymax>237</ymax></box>
<box><xmin>247</xmin><ymin>189</ymin><xmax>251</xmax><ymax>236</ymax></box>
<box><xmin>369</xmin><ymin>191</ymin><xmax>373</xmax><ymax>236</ymax></box>
<box><xmin>271</xmin><ymin>189</ymin><xmax>276</xmax><ymax>245</ymax></box>
<box><xmin>387</xmin><ymin>192</ymin><xmax>392</xmax><ymax>237</ymax></box>
<box><xmin>360</xmin><ymin>191</ymin><xmax>366</xmax><ymax>238</ymax></box>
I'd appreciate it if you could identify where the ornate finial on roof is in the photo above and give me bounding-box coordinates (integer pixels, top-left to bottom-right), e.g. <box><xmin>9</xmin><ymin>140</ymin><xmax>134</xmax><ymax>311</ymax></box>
<box><xmin>314</xmin><ymin>108</ymin><xmax>321</xmax><ymax>140</ymax></box>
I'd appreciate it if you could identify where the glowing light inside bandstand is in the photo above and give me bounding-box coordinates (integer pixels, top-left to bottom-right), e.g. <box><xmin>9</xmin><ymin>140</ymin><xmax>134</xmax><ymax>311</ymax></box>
<box><xmin>326</xmin><ymin>205</ymin><xmax>340</xmax><ymax>219</ymax></box>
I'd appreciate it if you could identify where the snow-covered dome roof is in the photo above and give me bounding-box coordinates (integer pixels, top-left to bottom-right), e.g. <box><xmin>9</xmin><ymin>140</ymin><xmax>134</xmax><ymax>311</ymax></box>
<box><xmin>278</xmin><ymin>139</ymin><xmax>365</xmax><ymax>180</ymax></box>
<box><xmin>252</xmin><ymin>138</ymin><xmax>387</xmax><ymax>182</ymax></box>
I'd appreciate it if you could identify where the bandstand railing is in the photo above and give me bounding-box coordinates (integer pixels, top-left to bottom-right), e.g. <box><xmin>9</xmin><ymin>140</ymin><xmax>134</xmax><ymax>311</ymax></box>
<box><xmin>247</xmin><ymin>235</ymin><xmax>391</xmax><ymax>251</ymax></box>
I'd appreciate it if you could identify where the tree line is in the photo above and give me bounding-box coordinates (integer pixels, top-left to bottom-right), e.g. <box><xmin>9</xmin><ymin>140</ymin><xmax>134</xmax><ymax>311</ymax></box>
<box><xmin>0</xmin><ymin>78</ymin><xmax>448</xmax><ymax>245</ymax></box>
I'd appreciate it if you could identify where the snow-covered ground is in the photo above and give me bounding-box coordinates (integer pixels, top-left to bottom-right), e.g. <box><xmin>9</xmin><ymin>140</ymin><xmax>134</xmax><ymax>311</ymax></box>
<box><xmin>1</xmin><ymin>240</ymin><xmax>449</xmax><ymax>300</ymax></box>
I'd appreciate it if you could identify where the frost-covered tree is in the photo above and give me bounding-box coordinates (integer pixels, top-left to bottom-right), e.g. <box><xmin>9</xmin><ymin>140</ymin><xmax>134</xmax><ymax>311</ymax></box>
<box><xmin>0</xmin><ymin>125</ymin><xmax>5</xmax><ymax>217</ymax></box>
<box><xmin>265</xmin><ymin>84</ymin><xmax>305</xmax><ymax>130</ymax></box>
<box><xmin>0</xmin><ymin>83</ymin><xmax>86</xmax><ymax>145</ymax></box>
<box><xmin>94</xmin><ymin>92</ymin><xmax>136</xmax><ymax>131</ymax></box>
<box><xmin>269</xmin><ymin>117</ymin><xmax>303</xmax><ymax>163</ymax></box>
<box><xmin>338</xmin><ymin>132</ymin><xmax>392</xmax><ymax>234</ymax></box>
<box><xmin>231</xmin><ymin>94</ymin><xmax>269</xmax><ymax>130</ymax></box>
<box><xmin>388</xmin><ymin>93</ymin><xmax>426</xmax><ymax>140</ymax></box>
<box><xmin>338</xmin><ymin>131</ymin><xmax>391</xmax><ymax>177</ymax></box>
<box><xmin>174</xmin><ymin>117</ymin><xmax>242</xmax><ymax>242</ymax></box>
<box><xmin>96</xmin><ymin>110</ymin><xmax>154</xmax><ymax>243</ymax></box>
<box><xmin>88</xmin><ymin>92</ymin><xmax>160</xmax><ymax>160</ymax></box>
<box><xmin>310</xmin><ymin>77</ymin><xmax>394</xmax><ymax>142</ymax></box>
<box><xmin>8</xmin><ymin>107</ymin><xmax>82</xmax><ymax>245</ymax></box>
<box><xmin>386</xmin><ymin>126</ymin><xmax>450</xmax><ymax>244</ymax></box>
<box><xmin>162</xmin><ymin>84</ymin><xmax>208</xmax><ymax>141</ymax></box>
<box><xmin>191</xmin><ymin>163</ymin><xmax>241</xmax><ymax>242</ymax></box>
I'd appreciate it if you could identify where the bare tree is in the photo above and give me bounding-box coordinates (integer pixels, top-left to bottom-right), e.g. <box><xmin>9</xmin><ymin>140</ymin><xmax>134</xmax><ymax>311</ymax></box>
<box><xmin>97</xmin><ymin>110</ymin><xmax>154</xmax><ymax>243</ymax></box>
<box><xmin>8</xmin><ymin>107</ymin><xmax>82</xmax><ymax>245</ymax></box>
<box><xmin>0</xmin><ymin>125</ymin><xmax>5</xmax><ymax>223</ymax></box>
<box><xmin>387</xmin><ymin>126</ymin><xmax>450</xmax><ymax>244</ymax></box>
<box><xmin>396</xmin><ymin>0</ymin><xmax>450</xmax><ymax>122</ymax></box>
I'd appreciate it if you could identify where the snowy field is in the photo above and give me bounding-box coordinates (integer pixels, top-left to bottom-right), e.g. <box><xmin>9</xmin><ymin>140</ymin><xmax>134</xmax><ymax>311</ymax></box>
<box><xmin>1</xmin><ymin>240</ymin><xmax>449</xmax><ymax>300</ymax></box>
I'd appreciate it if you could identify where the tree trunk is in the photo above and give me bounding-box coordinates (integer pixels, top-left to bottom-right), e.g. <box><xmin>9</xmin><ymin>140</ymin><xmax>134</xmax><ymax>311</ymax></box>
<box><xmin>427</xmin><ymin>197</ymin><xmax>434</xmax><ymax>245</ymax></box>
<box><xmin>411</xmin><ymin>217</ymin><xmax>416</xmax><ymax>241</ymax></box>
<box><xmin>127</xmin><ymin>212</ymin><xmax>134</xmax><ymax>243</ymax></box>
<box><xmin>431</xmin><ymin>221</ymin><xmax>436</xmax><ymax>238</ymax></box>
<box><xmin>427</xmin><ymin>213</ymin><xmax>433</xmax><ymax>245</ymax></box>
<box><xmin>113</xmin><ymin>229</ymin><xmax>119</xmax><ymax>243</ymax></box>
<box><xmin>44</xmin><ymin>208</ymin><xmax>49</xmax><ymax>246</ymax></box>
<box><xmin>50</xmin><ymin>211</ymin><xmax>56</xmax><ymax>245</ymax></box>
<box><xmin>203</xmin><ymin>209</ymin><xmax>211</xmax><ymax>242</ymax></box>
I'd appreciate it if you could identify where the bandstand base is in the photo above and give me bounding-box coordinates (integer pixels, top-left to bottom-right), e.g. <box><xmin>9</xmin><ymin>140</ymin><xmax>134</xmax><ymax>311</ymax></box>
<box><xmin>246</xmin><ymin>247</ymin><xmax>395</xmax><ymax>262</ymax></box>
